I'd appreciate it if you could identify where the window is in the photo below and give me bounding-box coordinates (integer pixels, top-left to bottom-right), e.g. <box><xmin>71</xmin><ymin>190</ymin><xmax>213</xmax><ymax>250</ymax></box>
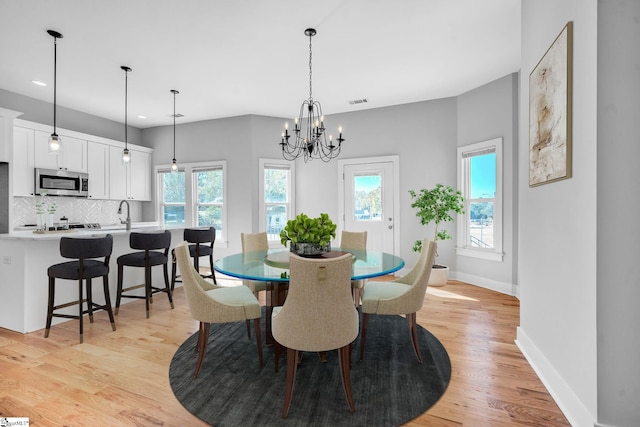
<box><xmin>456</xmin><ymin>138</ymin><xmax>503</xmax><ymax>261</ymax></box>
<box><xmin>353</xmin><ymin>173</ymin><xmax>382</xmax><ymax>221</ymax></box>
<box><xmin>259</xmin><ymin>159</ymin><xmax>295</xmax><ymax>244</ymax></box>
<box><xmin>157</xmin><ymin>161</ymin><xmax>227</xmax><ymax>244</ymax></box>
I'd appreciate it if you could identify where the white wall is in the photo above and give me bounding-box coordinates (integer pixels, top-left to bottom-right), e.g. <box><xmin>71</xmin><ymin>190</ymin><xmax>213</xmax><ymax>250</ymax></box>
<box><xmin>518</xmin><ymin>1</ymin><xmax>598</xmax><ymax>426</ymax></box>
<box><xmin>596</xmin><ymin>1</ymin><xmax>640</xmax><ymax>426</ymax></box>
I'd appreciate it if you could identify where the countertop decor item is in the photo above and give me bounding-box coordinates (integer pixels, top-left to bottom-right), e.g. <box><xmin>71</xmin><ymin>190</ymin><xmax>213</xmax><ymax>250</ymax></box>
<box><xmin>279</xmin><ymin>213</ymin><xmax>336</xmax><ymax>256</ymax></box>
<box><xmin>278</xmin><ymin>28</ymin><xmax>345</xmax><ymax>162</ymax></box>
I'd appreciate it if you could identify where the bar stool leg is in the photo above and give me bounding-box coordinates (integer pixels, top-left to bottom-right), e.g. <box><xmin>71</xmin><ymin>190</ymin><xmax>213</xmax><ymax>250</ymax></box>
<box><xmin>209</xmin><ymin>254</ymin><xmax>217</xmax><ymax>284</ymax></box>
<box><xmin>170</xmin><ymin>249</ymin><xmax>177</xmax><ymax>291</ymax></box>
<box><xmin>163</xmin><ymin>263</ymin><xmax>174</xmax><ymax>309</ymax></box>
<box><xmin>44</xmin><ymin>277</ymin><xmax>55</xmax><ymax>338</ymax></box>
<box><xmin>86</xmin><ymin>278</ymin><xmax>94</xmax><ymax>323</ymax></box>
<box><xmin>78</xmin><ymin>278</ymin><xmax>84</xmax><ymax>344</ymax></box>
<box><xmin>145</xmin><ymin>264</ymin><xmax>151</xmax><ymax>319</ymax></box>
<box><xmin>103</xmin><ymin>275</ymin><xmax>116</xmax><ymax>331</ymax></box>
<box><xmin>115</xmin><ymin>264</ymin><xmax>124</xmax><ymax>315</ymax></box>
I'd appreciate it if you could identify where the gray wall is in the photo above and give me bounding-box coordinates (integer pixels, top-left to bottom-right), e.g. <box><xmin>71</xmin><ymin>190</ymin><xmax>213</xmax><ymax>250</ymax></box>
<box><xmin>0</xmin><ymin>88</ymin><xmax>143</xmax><ymax>145</ymax></box>
<box><xmin>597</xmin><ymin>1</ymin><xmax>640</xmax><ymax>426</ymax></box>
<box><xmin>519</xmin><ymin>1</ymin><xmax>598</xmax><ymax>426</ymax></box>
<box><xmin>456</xmin><ymin>73</ymin><xmax>519</xmax><ymax>291</ymax></box>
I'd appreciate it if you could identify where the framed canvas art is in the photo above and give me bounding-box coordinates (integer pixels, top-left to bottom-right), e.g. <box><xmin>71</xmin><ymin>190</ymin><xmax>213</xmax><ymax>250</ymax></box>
<box><xmin>529</xmin><ymin>21</ymin><xmax>573</xmax><ymax>187</ymax></box>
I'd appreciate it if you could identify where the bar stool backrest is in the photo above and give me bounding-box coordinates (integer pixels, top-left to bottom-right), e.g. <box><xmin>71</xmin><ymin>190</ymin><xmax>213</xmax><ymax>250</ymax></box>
<box><xmin>130</xmin><ymin>230</ymin><xmax>171</xmax><ymax>251</ymax></box>
<box><xmin>60</xmin><ymin>235</ymin><xmax>113</xmax><ymax>260</ymax></box>
<box><xmin>184</xmin><ymin>227</ymin><xmax>215</xmax><ymax>245</ymax></box>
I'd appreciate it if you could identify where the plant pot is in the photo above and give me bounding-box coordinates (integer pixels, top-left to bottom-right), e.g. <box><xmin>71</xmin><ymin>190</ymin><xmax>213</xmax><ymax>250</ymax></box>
<box><xmin>290</xmin><ymin>242</ymin><xmax>330</xmax><ymax>257</ymax></box>
<box><xmin>428</xmin><ymin>265</ymin><xmax>449</xmax><ymax>287</ymax></box>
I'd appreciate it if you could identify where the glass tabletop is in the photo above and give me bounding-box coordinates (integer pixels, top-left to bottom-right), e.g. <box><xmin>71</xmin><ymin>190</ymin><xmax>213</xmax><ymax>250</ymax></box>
<box><xmin>214</xmin><ymin>248</ymin><xmax>405</xmax><ymax>282</ymax></box>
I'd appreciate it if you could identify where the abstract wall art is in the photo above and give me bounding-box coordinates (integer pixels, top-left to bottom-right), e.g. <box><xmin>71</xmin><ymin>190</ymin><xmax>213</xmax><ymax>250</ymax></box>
<box><xmin>529</xmin><ymin>21</ymin><xmax>573</xmax><ymax>187</ymax></box>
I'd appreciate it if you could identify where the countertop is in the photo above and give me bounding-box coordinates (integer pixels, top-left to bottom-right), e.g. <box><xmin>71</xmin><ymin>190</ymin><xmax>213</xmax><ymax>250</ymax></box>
<box><xmin>0</xmin><ymin>222</ymin><xmax>184</xmax><ymax>240</ymax></box>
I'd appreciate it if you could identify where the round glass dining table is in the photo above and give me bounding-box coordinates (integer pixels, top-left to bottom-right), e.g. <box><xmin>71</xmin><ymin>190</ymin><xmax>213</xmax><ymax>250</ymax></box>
<box><xmin>213</xmin><ymin>248</ymin><xmax>405</xmax><ymax>282</ymax></box>
<box><xmin>214</xmin><ymin>248</ymin><xmax>405</xmax><ymax>352</ymax></box>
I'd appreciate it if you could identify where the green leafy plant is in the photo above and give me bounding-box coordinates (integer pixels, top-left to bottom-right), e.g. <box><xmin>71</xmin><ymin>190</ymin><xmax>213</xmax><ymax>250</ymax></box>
<box><xmin>279</xmin><ymin>213</ymin><xmax>337</xmax><ymax>247</ymax></box>
<box><xmin>409</xmin><ymin>184</ymin><xmax>464</xmax><ymax>252</ymax></box>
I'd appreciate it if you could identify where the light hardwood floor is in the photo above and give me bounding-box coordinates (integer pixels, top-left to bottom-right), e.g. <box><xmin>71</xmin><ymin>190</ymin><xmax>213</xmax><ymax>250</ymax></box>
<box><xmin>0</xmin><ymin>278</ymin><xmax>570</xmax><ymax>426</ymax></box>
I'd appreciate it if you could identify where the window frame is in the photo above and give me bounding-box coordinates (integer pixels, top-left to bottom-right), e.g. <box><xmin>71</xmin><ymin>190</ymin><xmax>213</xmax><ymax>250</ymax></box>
<box><xmin>156</xmin><ymin>160</ymin><xmax>227</xmax><ymax>246</ymax></box>
<box><xmin>258</xmin><ymin>158</ymin><xmax>295</xmax><ymax>247</ymax></box>
<box><xmin>456</xmin><ymin>137</ymin><xmax>504</xmax><ymax>261</ymax></box>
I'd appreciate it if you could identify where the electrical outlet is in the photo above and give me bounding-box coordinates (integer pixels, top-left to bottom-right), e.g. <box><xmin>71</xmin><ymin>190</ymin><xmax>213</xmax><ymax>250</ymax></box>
<box><xmin>2</xmin><ymin>256</ymin><xmax>11</xmax><ymax>265</ymax></box>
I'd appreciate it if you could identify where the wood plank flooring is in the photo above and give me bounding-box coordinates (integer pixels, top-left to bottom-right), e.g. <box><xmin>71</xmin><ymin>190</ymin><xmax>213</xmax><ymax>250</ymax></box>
<box><xmin>0</xmin><ymin>278</ymin><xmax>569</xmax><ymax>426</ymax></box>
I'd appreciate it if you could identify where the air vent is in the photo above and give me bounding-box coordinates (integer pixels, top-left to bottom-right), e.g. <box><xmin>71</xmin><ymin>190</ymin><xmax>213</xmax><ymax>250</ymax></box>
<box><xmin>348</xmin><ymin>98</ymin><xmax>368</xmax><ymax>105</ymax></box>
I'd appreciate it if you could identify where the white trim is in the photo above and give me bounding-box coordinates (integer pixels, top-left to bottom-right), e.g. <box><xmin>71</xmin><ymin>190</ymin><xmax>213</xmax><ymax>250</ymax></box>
<box><xmin>258</xmin><ymin>158</ymin><xmax>295</xmax><ymax>247</ymax></box>
<box><xmin>155</xmin><ymin>160</ymin><xmax>228</xmax><ymax>246</ymax></box>
<box><xmin>516</xmin><ymin>327</ymin><xmax>597</xmax><ymax>427</ymax></box>
<box><xmin>456</xmin><ymin>137</ymin><xmax>503</xmax><ymax>261</ymax></box>
<box><xmin>337</xmin><ymin>155</ymin><xmax>400</xmax><ymax>256</ymax></box>
<box><xmin>450</xmin><ymin>271</ymin><xmax>517</xmax><ymax>296</ymax></box>
<box><xmin>455</xmin><ymin>246</ymin><xmax>504</xmax><ymax>262</ymax></box>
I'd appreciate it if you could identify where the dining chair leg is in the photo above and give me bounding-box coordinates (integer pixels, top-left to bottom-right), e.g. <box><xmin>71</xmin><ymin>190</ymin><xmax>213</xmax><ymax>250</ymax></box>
<box><xmin>246</xmin><ymin>319</ymin><xmax>251</xmax><ymax>338</ymax></box>
<box><xmin>281</xmin><ymin>348</ymin><xmax>298</xmax><ymax>419</ymax></box>
<box><xmin>254</xmin><ymin>318</ymin><xmax>264</xmax><ymax>368</ymax></box>
<box><xmin>194</xmin><ymin>322</ymin><xmax>210</xmax><ymax>378</ymax></box>
<box><xmin>338</xmin><ymin>345</ymin><xmax>356</xmax><ymax>412</ymax></box>
<box><xmin>274</xmin><ymin>341</ymin><xmax>281</xmax><ymax>373</ymax></box>
<box><xmin>407</xmin><ymin>312</ymin><xmax>422</xmax><ymax>363</ymax></box>
<box><xmin>359</xmin><ymin>313</ymin><xmax>369</xmax><ymax>361</ymax></box>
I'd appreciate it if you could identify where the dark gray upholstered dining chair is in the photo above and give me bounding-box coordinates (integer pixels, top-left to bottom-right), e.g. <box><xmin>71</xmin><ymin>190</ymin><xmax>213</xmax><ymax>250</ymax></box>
<box><xmin>44</xmin><ymin>234</ymin><xmax>116</xmax><ymax>343</ymax></box>
<box><xmin>171</xmin><ymin>227</ymin><xmax>217</xmax><ymax>290</ymax></box>
<box><xmin>115</xmin><ymin>230</ymin><xmax>174</xmax><ymax>318</ymax></box>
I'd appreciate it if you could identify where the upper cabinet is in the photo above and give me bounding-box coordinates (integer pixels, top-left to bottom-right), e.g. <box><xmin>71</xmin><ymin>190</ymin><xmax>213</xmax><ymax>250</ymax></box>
<box><xmin>13</xmin><ymin>120</ymin><xmax>152</xmax><ymax>201</ymax></box>
<box><xmin>12</xmin><ymin>126</ymin><xmax>35</xmax><ymax>197</ymax></box>
<box><xmin>34</xmin><ymin>130</ymin><xmax>87</xmax><ymax>173</ymax></box>
<box><xmin>87</xmin><ymin>141</ymin><xmax>110</xmax><ymax>200</ymax></box>
<box><xmin>108</xmin><ymin>145</ymin><xmax>151</xmax><ymax>201</ymax></box>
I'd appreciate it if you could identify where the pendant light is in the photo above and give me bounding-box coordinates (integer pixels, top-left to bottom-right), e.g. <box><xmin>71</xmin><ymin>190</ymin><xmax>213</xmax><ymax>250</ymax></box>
<box><xmin>47</xmin><ymin>30</ymin><xmax>63</xmax><ymax>154</ymax></box>
<box><xmin>121</xmin><ymin>66</ymin><xmax>132</xmax><ymax>165</ymax></box>
<box><xmin>170</xmin><ymin>89</ymin><xmax>179</xmax><ymax>172</ymax></box>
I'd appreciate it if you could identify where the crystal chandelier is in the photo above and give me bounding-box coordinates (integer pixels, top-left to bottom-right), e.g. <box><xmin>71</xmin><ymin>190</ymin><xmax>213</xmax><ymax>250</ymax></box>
<box><xmin>279</xmin><ymin>28</ymin><xmax>344</xmax><ymax>162</ymax></box>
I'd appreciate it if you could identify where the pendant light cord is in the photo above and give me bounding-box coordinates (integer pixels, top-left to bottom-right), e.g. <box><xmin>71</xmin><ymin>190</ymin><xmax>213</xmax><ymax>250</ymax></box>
<box><xmin>124</xmin><ymin>69</ymin><xmax>128</xmax><ymax>149</ymax></box>
<box><xmin>173</xmin><ymin>91</ymin><xmax>176</xmax><ymax>158</ymax></box>
<box><xmin>53</xmin><ymin>36</ymin><xmax>58</xmax><ymax>134</ymax></box>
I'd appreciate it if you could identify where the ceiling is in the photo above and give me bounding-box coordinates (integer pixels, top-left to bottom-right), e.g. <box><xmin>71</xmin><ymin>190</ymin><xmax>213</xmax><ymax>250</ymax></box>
<box><xmin>0</xmin><ymin>0</ymin><xmax>521</xmax><ymax>129</ymax></box>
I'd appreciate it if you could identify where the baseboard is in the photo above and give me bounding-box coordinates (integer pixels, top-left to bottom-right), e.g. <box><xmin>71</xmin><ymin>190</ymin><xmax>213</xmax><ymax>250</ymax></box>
<box><xmin>516</xmin><ymin>327</ymin><xmax>597</xmax><ymax>427</ymax></box>
<box><xmin>450</xmin><ymin>271</ymin><xmax>518</xmax><ymax>297</ymax></box>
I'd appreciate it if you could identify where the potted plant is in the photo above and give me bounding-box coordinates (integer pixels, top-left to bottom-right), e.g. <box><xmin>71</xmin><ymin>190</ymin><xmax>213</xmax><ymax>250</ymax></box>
<box><xmin>280</xmin><ymin>213</ymin><xmax>337</xmax><ymax>257</ymax></box>
<box><xmin>409</xmin><ymin>184</ymin><xmax>464</xmax><ymax>286</ymax></box>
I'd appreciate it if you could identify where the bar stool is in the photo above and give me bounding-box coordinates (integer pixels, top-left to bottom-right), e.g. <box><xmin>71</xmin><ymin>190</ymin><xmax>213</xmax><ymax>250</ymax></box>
<box><xmin>115</xmin><ymin>230</ymin><xmax>174</xmax><ymax>318</ymax></box>
<box><xmin>171</xmin><ymin>226</ymin><xmax>217</xmax><ymax>290</ymax></box>
<box><xmin>44</xmin><ymin>234</ymin><xmax>116</xmax><ymax>344</ymax></box>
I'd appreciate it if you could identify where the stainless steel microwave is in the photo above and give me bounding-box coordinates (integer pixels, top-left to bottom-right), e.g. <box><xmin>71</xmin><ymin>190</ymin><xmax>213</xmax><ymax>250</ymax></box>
<box><xmin>35</xmin><ymin>168</ymin><xmax>89</xmax><ymax>197</ymax></box>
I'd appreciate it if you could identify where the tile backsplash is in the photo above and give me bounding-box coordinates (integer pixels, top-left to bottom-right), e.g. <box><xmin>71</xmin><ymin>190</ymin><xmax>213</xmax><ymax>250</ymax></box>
<box><xmin>13</xmin><ymin>196</ymin><xmax>143</xmax><ymax>228</ymax></box>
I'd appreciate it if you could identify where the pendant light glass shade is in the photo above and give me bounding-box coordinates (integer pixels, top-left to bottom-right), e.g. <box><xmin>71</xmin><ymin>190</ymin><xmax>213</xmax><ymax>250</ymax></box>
<box><xmin>170</xmin><ymin>89</ymin><xmax>179</xmax><ymax>172</ymax></box>
<box><xmin>47</xmin><ymin>30</ymin><xmax>63</xmax><ymax>154</ymax></box>
<box><xmin>121</xmin><ymin>66</ymin><xmax>132</xmax><ymax>165</ymax></box>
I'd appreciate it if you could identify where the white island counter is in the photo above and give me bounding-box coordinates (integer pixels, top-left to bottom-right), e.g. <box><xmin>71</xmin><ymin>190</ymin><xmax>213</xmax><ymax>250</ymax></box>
<box><xmin>0</xmin><ymin>224</ymin><xmax>185</xmax><ymax>333</ymax></box>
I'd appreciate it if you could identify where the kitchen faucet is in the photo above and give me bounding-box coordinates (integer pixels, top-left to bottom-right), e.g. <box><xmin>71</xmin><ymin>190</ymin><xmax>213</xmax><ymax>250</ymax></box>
<box><xmin>117</xmin><ymin>200</ymin><xmax>131</xmax><ymax>231</ymax></box>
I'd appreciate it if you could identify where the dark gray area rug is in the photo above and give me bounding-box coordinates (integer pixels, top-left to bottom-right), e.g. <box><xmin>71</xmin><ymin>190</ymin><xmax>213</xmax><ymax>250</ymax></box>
<box><xmin>169</xmin><ymin>310</ymin><xmax>451</xmax><ymax>426</ymax></box>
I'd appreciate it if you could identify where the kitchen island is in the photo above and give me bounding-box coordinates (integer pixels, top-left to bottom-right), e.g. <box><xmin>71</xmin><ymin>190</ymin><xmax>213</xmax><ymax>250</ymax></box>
<box><xmin>0</xmin><ymin>224</ymin><xmax>185</xmax><ymax>333</ymax></box>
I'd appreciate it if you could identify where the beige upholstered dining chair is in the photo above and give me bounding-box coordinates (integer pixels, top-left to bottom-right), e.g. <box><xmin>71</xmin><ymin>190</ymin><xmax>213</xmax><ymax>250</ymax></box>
<box><xmin>340</xmin><ymin>230</ymin><xmax>367</xmax><ymax>306</ymax></box>
<box><xmin>240</xmin><ymin>232</ymin><xmax>269</xmax><ymax>298</ymax></box>
<box><xmin>174</xmin><ymin>242</ymin><xmax>264</xmax><ymax>378</ymax></box>
<box><xmin>272</xmin><ymin>253</ymin><xmax>358</xmax><ymax>418</ymax></box>
<box><xmin>360</xmin><ymin>238</ymin><xmax>436</xmax><ymax>363</ymax></box>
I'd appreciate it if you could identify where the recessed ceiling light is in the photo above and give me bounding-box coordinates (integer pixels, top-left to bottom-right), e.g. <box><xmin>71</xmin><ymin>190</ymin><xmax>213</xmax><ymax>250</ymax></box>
<box><xmin>137</xmin><ymin>115</ymin><xmax>147</xmax><ymax>119</ymax></box>
<box><xmin>31</xmin><ymin>80</ymin><xmax>47</xmax><ymax>86</ymax></box>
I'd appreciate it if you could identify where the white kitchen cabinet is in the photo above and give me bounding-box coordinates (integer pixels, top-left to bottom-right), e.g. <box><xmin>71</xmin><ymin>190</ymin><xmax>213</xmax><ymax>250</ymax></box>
<box><xmin>87</xmin><ymin>141</ymin><xmax>110</xmax><ymax>199</ymax></box>
<box><xmin>12</xmin><ymin>126</ymin><xmax>35</xmax><ymax>197</ymax></box>
<box><xmin>109</xmin><ymin>146</ymin><xmax>151</xmax><ymax>201</ymax></box>
<box><xmin>34</xmin><ymin>130</ymin><xmax>87</xmax><ymax>173</ymax></box>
